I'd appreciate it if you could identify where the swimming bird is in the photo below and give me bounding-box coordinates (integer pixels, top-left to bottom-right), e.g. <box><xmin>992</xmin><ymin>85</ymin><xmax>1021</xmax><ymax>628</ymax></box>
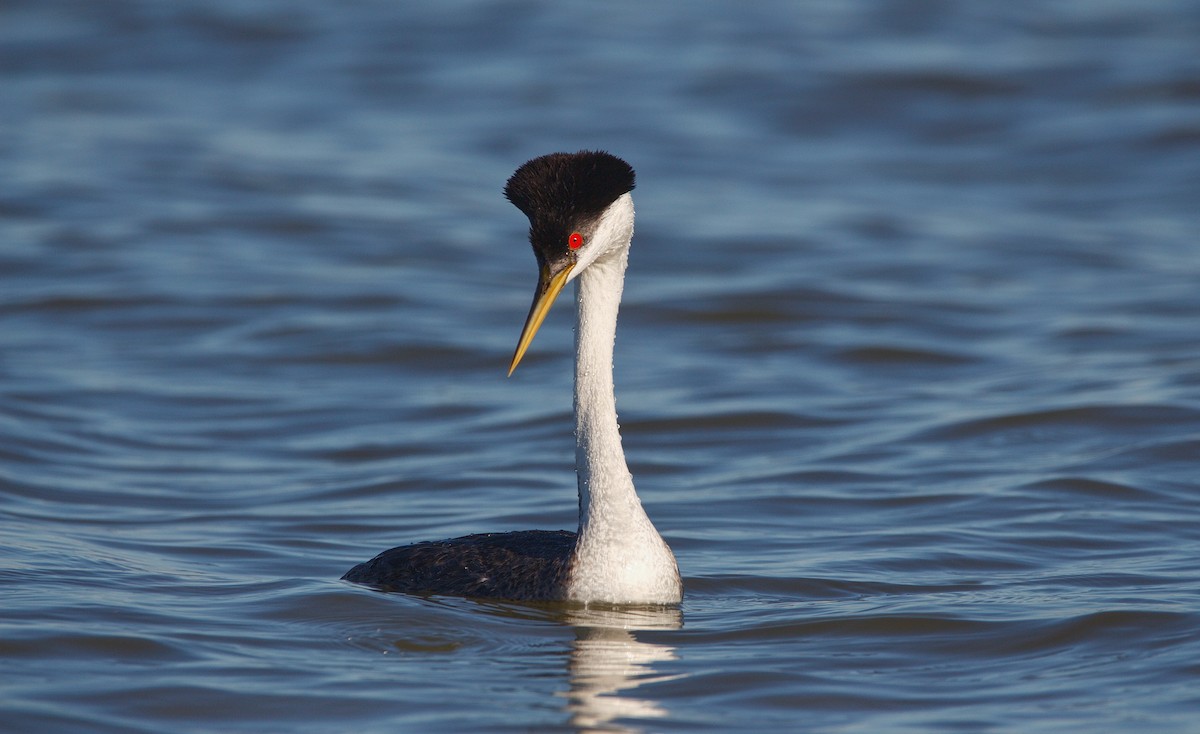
<box><xmin>342</xmin><ymin>151</ymin><xmax>683</xmax><ymax>605</ymax></box>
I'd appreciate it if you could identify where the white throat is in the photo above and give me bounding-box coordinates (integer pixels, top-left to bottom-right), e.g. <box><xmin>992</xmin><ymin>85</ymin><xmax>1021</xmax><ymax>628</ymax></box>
<box><xmin>565</xmin><ymin>195</ymin><xmax>682</xmax><ymax>605</ymax></box>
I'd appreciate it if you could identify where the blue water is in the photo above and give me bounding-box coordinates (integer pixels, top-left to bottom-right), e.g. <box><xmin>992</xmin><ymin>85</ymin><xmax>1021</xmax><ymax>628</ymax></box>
<box><xmin>3</xmin><ymin>1</ymin><xmax>1200</xmax><ymax>731</ymax></box>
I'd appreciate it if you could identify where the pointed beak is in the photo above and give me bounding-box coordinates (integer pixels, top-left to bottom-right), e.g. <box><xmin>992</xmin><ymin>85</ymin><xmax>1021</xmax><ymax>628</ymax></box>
<box><xmin>508</xmin><ymin>262</ymin><xmax>574</xmax><ymax>376</ymax></box>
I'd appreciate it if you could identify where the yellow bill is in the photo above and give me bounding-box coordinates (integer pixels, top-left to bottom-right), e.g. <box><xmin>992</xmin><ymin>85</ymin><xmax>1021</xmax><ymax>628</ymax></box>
<box><xmin>508</xmin><ymin>263</ymin><xmax>574</xmax><ymax>375</ymax></box>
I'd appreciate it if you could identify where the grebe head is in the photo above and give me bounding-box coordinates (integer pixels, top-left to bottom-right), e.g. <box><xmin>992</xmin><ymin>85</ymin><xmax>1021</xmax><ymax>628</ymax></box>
<box><xmin>504</xmin><ymin>151</ymin><xmax>636</xmax><ymax>375</ymax></box>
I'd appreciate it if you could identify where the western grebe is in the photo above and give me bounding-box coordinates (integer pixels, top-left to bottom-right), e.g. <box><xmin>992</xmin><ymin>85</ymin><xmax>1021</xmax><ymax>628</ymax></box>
<box><xmin>342</xmin><ymin>151</ymin><xmax>682</xmax><ymax>604</ymax></box>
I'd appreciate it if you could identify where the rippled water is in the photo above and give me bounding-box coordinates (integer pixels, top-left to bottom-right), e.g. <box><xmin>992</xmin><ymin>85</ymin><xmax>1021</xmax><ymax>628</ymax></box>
<box><xmin>3</xmin><ymin>1</ymin><xmax>1200</xmax><ymax>731</ymax></box>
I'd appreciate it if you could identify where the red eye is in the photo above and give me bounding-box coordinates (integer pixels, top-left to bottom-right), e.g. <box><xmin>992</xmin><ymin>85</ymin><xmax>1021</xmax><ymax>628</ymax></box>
<box><xmin>568</xmin><ymin>232</ymin><xmax>584</xmax><ymax>249</ymax></box>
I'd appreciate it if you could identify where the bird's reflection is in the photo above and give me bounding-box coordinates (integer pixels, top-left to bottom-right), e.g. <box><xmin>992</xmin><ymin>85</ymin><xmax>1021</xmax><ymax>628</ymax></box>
<box><xmin>559</xmin><ymin>606</ymin><xmax>683</xmax><ymax>733</ymax></box>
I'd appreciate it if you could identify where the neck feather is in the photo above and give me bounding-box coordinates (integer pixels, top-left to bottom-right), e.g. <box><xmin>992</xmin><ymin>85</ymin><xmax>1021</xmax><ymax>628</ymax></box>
<box><xmin>566</xmin><ymin>216</ymin><xmax>681</xmax><ymax>604</ymax></box>
<box><xmin>573</xmin><ymin>252</ymin><xmax>633</xmax><ymax>524</ymax></box>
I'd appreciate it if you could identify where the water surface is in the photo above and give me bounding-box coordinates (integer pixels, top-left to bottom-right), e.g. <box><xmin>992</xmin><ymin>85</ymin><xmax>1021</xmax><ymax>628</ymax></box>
<box><xmin>3</xmin><ymin>1</ymin><xmax>1200</xmax><ymax>731</ymax></box>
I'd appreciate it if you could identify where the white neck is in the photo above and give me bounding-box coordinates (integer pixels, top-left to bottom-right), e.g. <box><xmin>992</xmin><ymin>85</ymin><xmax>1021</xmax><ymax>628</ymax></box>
<box><xmin>565</xmin><ymin>198</ymin><xmax>682</xmax><ymax>605</ymax></box>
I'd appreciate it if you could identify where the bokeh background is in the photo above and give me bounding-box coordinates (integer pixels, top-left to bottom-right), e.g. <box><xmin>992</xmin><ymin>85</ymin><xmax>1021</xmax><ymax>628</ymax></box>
<box><xmin>3</xmin><ymin>1</ymin><xmax>1199</xmax><ymax>732</ymax></box>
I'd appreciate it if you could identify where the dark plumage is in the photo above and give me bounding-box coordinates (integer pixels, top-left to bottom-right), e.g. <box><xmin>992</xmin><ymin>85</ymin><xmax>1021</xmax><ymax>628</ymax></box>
<box><xmin>341</xmin><ymin>531</ymin><xmax>575</xmax><ymax>600</ymax></box>
<box><xmin>504</xmin><ymin>151</ymin><xmax>635</xmax><ymax>270</ymax></box>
